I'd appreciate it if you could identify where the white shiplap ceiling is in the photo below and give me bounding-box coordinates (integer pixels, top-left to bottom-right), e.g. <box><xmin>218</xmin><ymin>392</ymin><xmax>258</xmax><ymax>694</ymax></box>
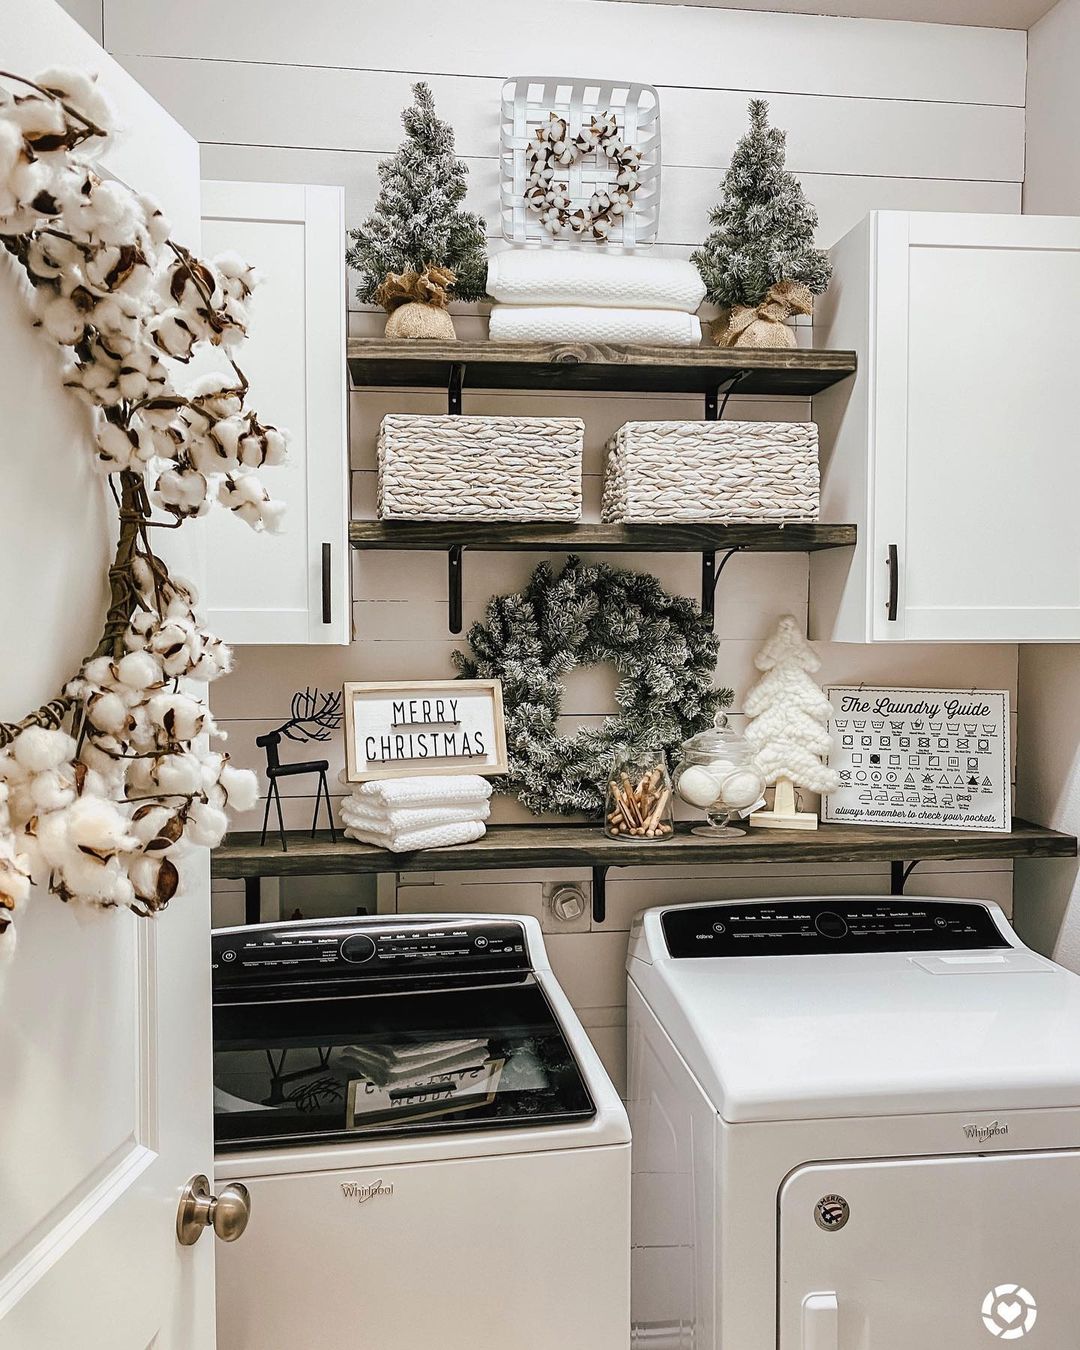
<box><xmin>611</xmin><ymin>0</ymin><xmax>1057</xmax><ymax>29</ymax></box>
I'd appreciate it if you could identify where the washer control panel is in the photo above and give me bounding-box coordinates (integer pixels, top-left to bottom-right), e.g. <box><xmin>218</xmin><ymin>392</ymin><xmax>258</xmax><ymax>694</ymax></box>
<box><xmin>661</xmin><ymin>899</ymin><xmax>1009</xmax><ymax>958</ymax></box>
<box><xmin>212</xmin><ymin>918</ymin><xmax>529</xmax><ymax>984</ymax></box>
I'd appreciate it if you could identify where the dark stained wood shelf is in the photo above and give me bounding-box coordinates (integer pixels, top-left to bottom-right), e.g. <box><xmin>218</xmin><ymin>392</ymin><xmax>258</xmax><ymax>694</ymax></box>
<box><xmin>212</xmin><ymin>819</ymin><xmax>1076</xmax><ymax>881</ymax></box>
<box><xmin>347</xmin><ymin>338</ymin><xmax>857</xmax><ymax>397</ymax></box>
<box><xmin>349</xmin><ymin>520</ymin><xmax>857</xmax><ymax>553</ymax></box>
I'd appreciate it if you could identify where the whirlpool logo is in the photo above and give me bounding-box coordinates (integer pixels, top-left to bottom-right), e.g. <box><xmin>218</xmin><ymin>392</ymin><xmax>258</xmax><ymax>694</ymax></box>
<box><xmin>981</xmin><ymin>1284</ymin><xmax>1037</xmax><ymax>1339</ymax></box>
<box><xmin>340</xmin><ymin>1179</ymin><xmax>394</xmax><ymax>1204</ymax></box>
<box><xmin>965</xmin><ymin>1119</ymin><xmax>1009</xmax><ymax>1143</ymax></box>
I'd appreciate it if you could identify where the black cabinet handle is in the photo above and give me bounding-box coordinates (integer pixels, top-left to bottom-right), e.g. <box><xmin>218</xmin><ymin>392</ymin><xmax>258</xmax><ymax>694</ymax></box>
<box><xmin>321</xmin><ymin>542</ymin><xmax>332</xmax><ymax>624</ymax></box>
<box><xmin>886</xmin><ymin>543</ymin><xmax>899</xmax><ymax>622</ymax></box>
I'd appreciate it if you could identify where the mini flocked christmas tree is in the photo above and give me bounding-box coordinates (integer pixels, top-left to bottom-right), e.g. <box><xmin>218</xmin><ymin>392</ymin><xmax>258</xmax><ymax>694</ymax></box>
<box><xmin>743</xmin><ymin>615</ymin><xmax>839</xmax><ymax>830</ymax></box>
<box><xmin>346</xmin><ymin>82</ymin><xmax>487</xmax><ymax>339</ymax></box>
<box><xmin>692</xmin><ymin>100</ymin><xmax>832</xmax><ymax>350</ymax></box>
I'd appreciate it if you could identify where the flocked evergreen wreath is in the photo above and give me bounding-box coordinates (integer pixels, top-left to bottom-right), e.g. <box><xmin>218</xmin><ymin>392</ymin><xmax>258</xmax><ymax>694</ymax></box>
<box><xmin>453</xmin><ymin>557</ymin><xmax>731</xmax><ymax>817</ymax></box>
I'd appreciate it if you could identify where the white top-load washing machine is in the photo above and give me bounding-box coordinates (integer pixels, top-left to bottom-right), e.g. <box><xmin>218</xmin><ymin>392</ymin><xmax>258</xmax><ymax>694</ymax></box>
<box><xmin>628</xmin><ymin>895</ymin><xmax>1080</xmax><ymax>1349</ymax></box>
<box><xmin>213</xmin><ymin>914</ymin><xmax>629</xmax><ymax>1350</ymax></box>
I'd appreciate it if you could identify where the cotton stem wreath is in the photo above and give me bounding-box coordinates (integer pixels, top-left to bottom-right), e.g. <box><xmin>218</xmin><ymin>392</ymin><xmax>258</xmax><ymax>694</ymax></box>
<box><xmin>0</xmin><ymin>67</ymin><xmax>289</xmax><ymax>973</ymax></box>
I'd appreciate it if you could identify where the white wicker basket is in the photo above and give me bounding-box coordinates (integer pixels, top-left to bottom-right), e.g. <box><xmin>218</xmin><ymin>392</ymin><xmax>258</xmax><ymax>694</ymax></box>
<box><xmin>601</xmin><ymin>421</ymin><xmax>820</xmax><ymax>523</ymax></box>
<box><xmin>378</xmin><ymin>415</ymin><xmax>584</xmax><ymax>521</ymax></box>
<box><xmin>500</xmin><ymin>76</ymin><xmax>661</xmax><ymax>246</ymax></box>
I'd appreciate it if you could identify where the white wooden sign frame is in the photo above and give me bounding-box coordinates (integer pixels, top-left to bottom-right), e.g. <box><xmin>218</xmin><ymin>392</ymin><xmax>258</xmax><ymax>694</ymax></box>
<box><xmin>342</xmin><ymin>679</ymin><xmax>508</xmax><ymax>783</ymax></box>
<box><xmin>822</xmin><ymin>685</ymin><xmax>1011</xmax><ymax>832</ymax></box>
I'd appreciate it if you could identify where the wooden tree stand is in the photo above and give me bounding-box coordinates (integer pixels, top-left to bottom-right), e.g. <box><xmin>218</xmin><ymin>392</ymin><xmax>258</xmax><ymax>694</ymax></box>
<box><xmin>750</xmin><ymin>776</ymin><xmax>819</xmax><ymax>831</ymax></box>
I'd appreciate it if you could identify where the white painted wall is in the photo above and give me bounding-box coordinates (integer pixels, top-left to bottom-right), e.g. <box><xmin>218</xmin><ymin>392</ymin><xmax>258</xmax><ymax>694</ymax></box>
<box><xmin>81</xmin><ymin>0</ymin><xmax>1028</xmax><ymax>1088</ymax></box>
<box><xmin>1012</xmin><ymin>0</ymin><xmax>1080</xmax><ymax>963</ymax></box>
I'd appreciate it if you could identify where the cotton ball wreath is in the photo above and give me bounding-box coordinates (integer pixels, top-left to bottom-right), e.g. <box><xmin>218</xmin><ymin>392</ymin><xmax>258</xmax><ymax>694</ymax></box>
<box><xmin>743</xmin><ymin>616</ymin><xmax>839</xmax><ymax>828</ymax></box>
<box><xmin>0</xmin><ymin>64</ymin><xmax>291</xmax><ymax>977</ymax></box>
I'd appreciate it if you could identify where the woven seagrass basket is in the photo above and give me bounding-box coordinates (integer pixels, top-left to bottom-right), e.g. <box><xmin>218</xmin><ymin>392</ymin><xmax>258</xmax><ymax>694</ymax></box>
<box><xmin>378</xmin><ymin>414</ymin><xmax>584</xmax><ymax>521</ymax></box>
<box><xmin>601</xmin><ymin>420</ymin><xmax>819</xmax><ymax>523</ymax></box>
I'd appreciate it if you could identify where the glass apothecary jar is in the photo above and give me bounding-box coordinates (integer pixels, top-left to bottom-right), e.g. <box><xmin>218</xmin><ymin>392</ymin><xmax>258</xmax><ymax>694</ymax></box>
<box><xmin>604</xmin><ymin>750</ymin><xmax>674</xmax><ymax>841</ymax></box>
<box><xmin>673</xmin><ymin>715</ymin><xmax>767</xmax><ymax>838</ymax></box>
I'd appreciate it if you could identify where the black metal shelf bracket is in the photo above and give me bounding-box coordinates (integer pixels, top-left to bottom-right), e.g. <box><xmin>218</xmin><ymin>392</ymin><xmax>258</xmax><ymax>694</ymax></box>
<box><xmin>704</xmin><ymin>369</ymin><xmax>752</xmax><ymax>421</ymax></box>
<box><xmin>448</xmin><ymin>362</ymin><xmax>465</xmax><ymax>415</ymax></box>
<box><xmin>448</xmin><ymin>544</ymin><xmax>464</xmax><ymax>633</ymax></box>
<box><xmin>890</xmin><ymin>860</ymin><xmax>921</xmax><ymax>895</ymax></box>
<box><xmin>592</xmin><ymin>865</ymin><xmax>608</xmax><ymax>924</ymax></box>
<box><xmin>701</xmin><ymin>547</ymin><xmax>743</xmax><ymax>628</ymax></box>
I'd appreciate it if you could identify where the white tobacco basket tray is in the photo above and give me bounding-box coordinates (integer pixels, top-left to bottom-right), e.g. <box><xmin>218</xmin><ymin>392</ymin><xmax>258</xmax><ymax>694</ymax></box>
<box><xmin>500</xmin><ymin>76</ymin><xmax>662</xmax><ymax>247</ymax></box>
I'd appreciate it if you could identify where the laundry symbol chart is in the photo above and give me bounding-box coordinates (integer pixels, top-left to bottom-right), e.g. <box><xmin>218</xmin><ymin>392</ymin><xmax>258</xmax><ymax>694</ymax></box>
<box><xmin>823</xmin><ymin>686</ymin><xmax>1011</xmax><ymax>833</ymax></box>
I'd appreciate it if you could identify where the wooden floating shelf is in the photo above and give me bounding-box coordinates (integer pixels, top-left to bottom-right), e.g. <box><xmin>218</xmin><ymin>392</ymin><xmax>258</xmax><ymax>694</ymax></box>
<box><xmin>213</xmin><ymin>819</ymin><xmax>1076</xmax><ymax>881</ymax></box>
<box><xmin>349</xmin><ymin>521</ymin><xmax>858</xmax><ymax>553</ymax></box>
<box><xmin>347</xmin><ymin>339</ymin><xmax>857</xmax><ymax>398</ymax></box>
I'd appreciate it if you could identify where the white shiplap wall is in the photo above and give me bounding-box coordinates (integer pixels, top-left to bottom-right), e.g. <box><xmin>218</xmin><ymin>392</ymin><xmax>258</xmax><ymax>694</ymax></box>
<box><xmin>89</xmin><ymin>0</ymin><xmax>1025</xmax><ymax>1089</ymax></box>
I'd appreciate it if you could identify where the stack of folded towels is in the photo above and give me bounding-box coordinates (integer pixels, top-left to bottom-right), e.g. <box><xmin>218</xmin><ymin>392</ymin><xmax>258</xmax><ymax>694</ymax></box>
<box><xmin>340</xmin><ymin>774</ymin><xmax>493</xmax><ymax>852</ymax></box>
<box><xmin>487</xmin><ymin>249</ymin><xmax>706</xmax><ymax>347</ymax></box>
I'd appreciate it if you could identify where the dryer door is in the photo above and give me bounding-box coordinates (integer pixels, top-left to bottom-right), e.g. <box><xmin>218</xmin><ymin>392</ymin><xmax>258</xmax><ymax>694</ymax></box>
<box><xmin>779</xmin><ymin>1151</ymin><xmax>1080</xmax><ymax>1347</ymax></box>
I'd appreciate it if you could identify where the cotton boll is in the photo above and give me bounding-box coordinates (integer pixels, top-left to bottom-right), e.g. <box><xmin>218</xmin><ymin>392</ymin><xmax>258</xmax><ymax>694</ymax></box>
<box><xmin>138</xmin><ymin>193</ymin><xmax>170</xmax><ymax>247</ymax></box>
<box><xmin>218</xmin><ymin>762</ymin><xmax>258</xmax><ymax>812</ymax></box>
<box><xmin>9</xmin><ymin>92</ymin><xmax>67</xmax><ymax>144</ymax></box>
<box><xmin>259</xmin><ymin>498</ymin><xmax>286</xmax><ymax>533</ymax></box>
<box><xmin>12</xmin><ymin>727</ymin><xmax>75</xmax><ymax>775</ymax></box>
<box><xmin>36</xmin><ymin>291</ymin><xmax>92</xmax><ymax>345</ymax></box>
<box><xmin>263</xmin><ymin>427</ymin><xmax>289</xmax><ymax>466</ymax></box>
<box><xmin>186</xmin><ymin>372</ymin><xmax>244</xmax><ymax>420</ymax></box>
<box><xmin>115</xmin><ymin>650</ymin><xmax>163</xmax><ymax>694</ymax></box>
<box><xmin>57</xmin><ymin>794</ymin><xmax>137</xmax><ymax>859</ymax></box>
<box><xmin>188</xmin><ymin>429</ymin><xmax>238</xmax><ymax>476</ymax></box>
<box><xmin>85</xmin><ymin>690</ymin><xmax>130</xmax><ymax>736</ymax></box>
<box><xmin>127</xmin><ymin>852</ymin><xmax>179</xmax><ymax>908</ymax></box>
<box><xmin>93</xmin><ymin>415</ymin><xmax>143</xmax><ymax>472</ymax></box>
<box><xmin>149</xmin><ymin>308</ymin><xmax>199</xmax><ymax>361</ymax></box>
<box><xmin>185</xmin><ymin>800</ymin><xmax>228</xmax><ymax>848</ymax></box>
<box><xmin>188</xmin><ymin>634</ymin><xmax>233</xmax><ymax>683</ymax></box>
<box><xmin>29</xmin><ymin>768</ymin><xmax>77</xmax><ymax>813</ymax></box>
<box><xmin>34</xmin><ymin>67</ymin><xmax>115</xmax><ymax>138</ymax></box>
<box><xmin>129</xmin><ymin>803</ymin><xmax>184</xmax><ymax>852</ymax></box>
<box><xmin>145</xmin><ymin>692</ymin><xmax>209</xmax><ymax>743</ymax></box>
<box><xmin>150</xmin><ymin>753</ymin><xmax>203</xmax><ymax>798</ymax></box>
<box><xmin>153</xmin><ymin>466</ymin><xmax>211</xmax><ymax>519</ymax></box>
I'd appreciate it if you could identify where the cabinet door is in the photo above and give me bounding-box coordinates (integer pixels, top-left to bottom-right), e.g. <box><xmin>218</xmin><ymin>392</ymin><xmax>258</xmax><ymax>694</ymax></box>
<box><xmin>779</xmin><ymin>1151</ymin><xmax>1080</xmax><ymax>1348</ymax></box>
<box><xmin>199</xmin><ymin>181</ymin><xmax>350</xmax><ymax>645</ymax></box>
<box><xmin>873</xmin><ymin>212</ymin><xmax>1080</xmax><ymax>641</ymax></box>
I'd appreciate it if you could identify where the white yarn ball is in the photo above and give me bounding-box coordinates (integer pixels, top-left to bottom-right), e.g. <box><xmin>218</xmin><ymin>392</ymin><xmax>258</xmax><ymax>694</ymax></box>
<box><xmin>718</xmin><ymin>767</ymin><xmax>767</xmax><ymax>812</ymax></box>
<box><xmin>676</xmin><ymin>765</ymin><xmax>722</xmax><ymax>809</ymax></box>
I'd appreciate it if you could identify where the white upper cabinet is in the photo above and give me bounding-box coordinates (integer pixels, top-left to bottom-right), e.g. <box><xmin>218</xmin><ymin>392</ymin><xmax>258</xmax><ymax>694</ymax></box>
<box><xmin>810</xmin><ymin>211</ymin><xmax>1080</xmax><ymax>643</ymax></box>
<box><xmin>199</xmin><ymin>181</ymin><xmax>350</xmax><ymax>645</ymax></box>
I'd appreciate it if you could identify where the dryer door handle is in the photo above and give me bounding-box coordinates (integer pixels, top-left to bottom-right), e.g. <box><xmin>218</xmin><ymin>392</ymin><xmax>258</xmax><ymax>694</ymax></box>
<box><xmin>802</xmin><ymin>1291</ymin><xmax>838</xmax><ymax>1350</ymax></box>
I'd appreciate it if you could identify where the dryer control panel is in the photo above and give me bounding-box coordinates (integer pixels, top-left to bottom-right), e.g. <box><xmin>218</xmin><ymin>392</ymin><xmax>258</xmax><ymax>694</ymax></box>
<box><xmin>661</xmin><ymin>899</ymin><xmax>1009</xmax><ymax>958</ymax></box>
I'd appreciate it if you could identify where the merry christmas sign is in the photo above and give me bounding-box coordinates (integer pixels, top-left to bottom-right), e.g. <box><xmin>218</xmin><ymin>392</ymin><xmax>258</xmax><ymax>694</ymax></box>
<box><xmin>822</xmin><ymin>686</ymin><xmax>1011</xmax><ymax>832</ymax></box>
<box><xmin>343</xmin><ymin>680</ymin><xmax>508</xmax><ymax>783</ymax></box>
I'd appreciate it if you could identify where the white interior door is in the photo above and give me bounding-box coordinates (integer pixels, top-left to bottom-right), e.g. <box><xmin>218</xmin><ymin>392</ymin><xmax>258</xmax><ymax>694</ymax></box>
<box><xmin>779</xmin><ymin>1151</ymin><xmax>1080</xmax><ymax>1347</ymax></box>
<box><xmin>199</xmin><ymin>181</ymin><xmax>351</xmax><ymax>646</ymax></box>
<box><xmin>872</xmin><ymin>212</ymin><xmax>1080</xmax><ymax>642</ymax></box>
<box><xmin>1</xmin><ymin>7</ymin><xmax>219</xmax><ymax>1346</ymax></box>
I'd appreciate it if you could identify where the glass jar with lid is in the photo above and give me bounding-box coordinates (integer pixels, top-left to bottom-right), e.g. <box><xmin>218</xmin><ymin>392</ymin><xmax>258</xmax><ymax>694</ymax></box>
<box><xmin>672</xmin><ymin>714</ymin><xmax>767</xmax><ymax>838</ymax></box>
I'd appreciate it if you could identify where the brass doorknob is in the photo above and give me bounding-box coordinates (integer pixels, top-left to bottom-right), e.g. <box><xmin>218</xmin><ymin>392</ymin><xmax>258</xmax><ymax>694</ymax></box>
<box><xmin>176</xmin><ymin>1173</ymin><xmax>251</xmax><ymax>1246</ymax></box>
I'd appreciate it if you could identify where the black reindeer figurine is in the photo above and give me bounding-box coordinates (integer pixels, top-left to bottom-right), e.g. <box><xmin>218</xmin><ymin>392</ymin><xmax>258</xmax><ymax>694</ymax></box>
<box><xmin>256</xmin><ymin>688</ymin><xmax>343</xmax><ymax>851</ymax></box>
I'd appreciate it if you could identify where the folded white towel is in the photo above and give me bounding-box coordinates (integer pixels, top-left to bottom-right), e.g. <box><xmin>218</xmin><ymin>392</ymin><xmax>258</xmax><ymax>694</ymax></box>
<box><xmin>339</xmin><ymin>774</ymin><xmax>493</xmax><ymax>808</ymax></box>
<box><xmin>488</xmin><ymin>305</ymin><xmax>701</xmax><ymax>347</ymax></box>
<box><xmin>344</xmin><ymin>819</ymin><xmax>487</xmax><ymax>852</ymax></box>
<box><xmin>487</xmin><ymin>250</ymin><xmax>706</xmax><ymax>313</ymax></box>
<box><xmin>340</xmin><ymin>801</ymin><xmax>491</xmax><ymax>833</ymax></box>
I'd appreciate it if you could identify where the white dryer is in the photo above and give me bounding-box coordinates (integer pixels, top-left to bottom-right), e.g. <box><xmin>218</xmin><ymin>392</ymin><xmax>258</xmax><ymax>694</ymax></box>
<box><xmin>213</xmin><ymin>914</ymin><xmax>629</xmax><ymax>1350</ymax></box>
<box><xmin>627</xmin><ymin>895</ymin><xmax>1080</xmax><ymax>1349</ymax></box>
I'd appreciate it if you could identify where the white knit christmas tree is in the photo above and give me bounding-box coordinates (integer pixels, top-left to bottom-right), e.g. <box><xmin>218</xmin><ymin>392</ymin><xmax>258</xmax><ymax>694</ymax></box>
<box><xmin>743</xmin><ymin>615</ymin><xmax>838</xmax><ymax>829</ymax></box>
